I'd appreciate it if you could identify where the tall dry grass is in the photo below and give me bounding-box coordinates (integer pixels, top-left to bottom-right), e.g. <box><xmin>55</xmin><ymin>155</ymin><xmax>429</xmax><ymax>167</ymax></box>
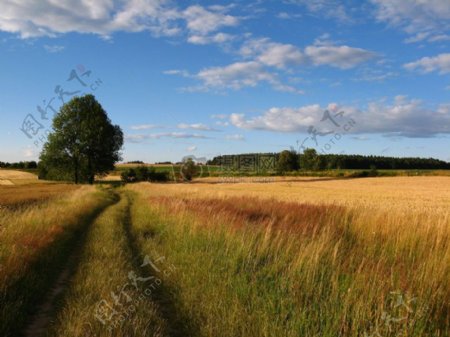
<box><xmin>128</xmin><ymin>178</ymin><xmax>450</xmax><ymax>336</ymax></box>
<box><xmin>0</xmin><ymin>185</ymin><xmax>113</xmax><ymax>337</ymax></box>
<box><xmin>49</xmin><ymin>190</ymin><xmax>168</xmax><ymax>337</ymax></box>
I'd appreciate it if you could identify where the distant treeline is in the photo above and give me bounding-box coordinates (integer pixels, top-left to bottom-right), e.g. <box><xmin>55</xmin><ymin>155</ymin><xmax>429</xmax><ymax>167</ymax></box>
<box><xmin>208</xmin><ymin>151</ymin><xmax>450</xmax><ymax>171</ymax></box>
<box><xmin>0</xmin><ymin>161</ymin><xmax>38</xmax><ymax>169</ymax></box>
<box><xmin>315</xmin><ymin>154</ymin><xmax>450</xmax><ymax>170</ymax></box>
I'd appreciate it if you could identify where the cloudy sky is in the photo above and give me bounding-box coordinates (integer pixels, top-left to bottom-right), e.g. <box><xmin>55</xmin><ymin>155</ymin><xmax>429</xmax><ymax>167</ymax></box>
<box><xmin>0</xmin><ymin>0</ymin><xmax>449</xmax><ymax>162</ymax></box>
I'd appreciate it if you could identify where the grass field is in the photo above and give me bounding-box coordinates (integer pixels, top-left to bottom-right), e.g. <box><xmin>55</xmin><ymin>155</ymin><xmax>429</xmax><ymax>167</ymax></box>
<box><xmin>0</xmin><ymin>177</ymin><xmax>448</xmax><ymax>336</ymax></box>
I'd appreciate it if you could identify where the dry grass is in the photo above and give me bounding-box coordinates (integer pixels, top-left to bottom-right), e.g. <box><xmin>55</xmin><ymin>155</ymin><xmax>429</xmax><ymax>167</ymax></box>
<box><xmin>0</xmin><ymin>186</ymin><xmax>112</xmax><ymax>336</ymax></box>
<box><xmin>132</xmin><ymin>176</ymin><xmax>450</xmax><ymax>211</ymax></box>
<box><xmin>127</xmin><ymin>177</ymin><xmax>450</xmax><ymax>336</ymax></box>
<box><xmin>0</xmin><ymin>183</ymin><xmax>79</xmax><ymax>208</ymax></box>
<box><xmin>0</xmin><ymin>169</ymin><xmax>38</xmax><ymax>186</ymax></box>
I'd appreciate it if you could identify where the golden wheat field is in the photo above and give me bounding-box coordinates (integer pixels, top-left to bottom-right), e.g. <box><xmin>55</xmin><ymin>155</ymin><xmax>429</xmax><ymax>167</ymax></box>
<box><xmin>1</xmin><ymin>176</ymin><xmax>449</xmax><ymax>337</ymax></box>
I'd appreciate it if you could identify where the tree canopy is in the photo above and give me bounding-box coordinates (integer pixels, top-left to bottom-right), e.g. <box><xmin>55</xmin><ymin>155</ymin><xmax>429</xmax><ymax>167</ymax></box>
<box><xmin>39</xmin><ymin>95</ymin><xmax>123</xmax><ymax>184</ymax></box>
<box><xmin>277</xmin><ymin>150</ymin><xmax>299</xmax><ymax>173</ymax></box>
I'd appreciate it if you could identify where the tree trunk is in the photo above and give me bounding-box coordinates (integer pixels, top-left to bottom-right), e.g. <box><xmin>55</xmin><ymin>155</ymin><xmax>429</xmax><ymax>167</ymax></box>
<box><xmin>74</xmin><ymin>157</ymin><xmax>79</xmax><ymax>184</ymax></box>
<box><xmin>88</xmin><ymin>156</ymin><xmax>94</xmax><ymax>185</ymax></box>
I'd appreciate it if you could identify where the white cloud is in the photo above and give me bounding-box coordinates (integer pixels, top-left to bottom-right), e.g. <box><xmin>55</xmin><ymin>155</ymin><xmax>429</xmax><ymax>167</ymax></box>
<box><xmin>172</xmin><ymin>36</ymin><xmax>374</xmax><ymax>94</ymax></box>
<box><xmin>126</xmin><ymin>132</ymin><xmax>210</xmax><ymax>142</ymax></box>
<box><xmin>216</xmin><ymin>121</ymin><xmax>229</xmax><ymax>127</ymax></box>
<box><xmin>187</xmin><ymin>32</ymin><xmax>234</xmax><ymax>45</ymax></box>
<box><xmin>371</xmin><ymin>0</ymin><xmax>450</xmax><ymax>43</ymax></box>
<box><xmin>276</xmin><ymin>12</ymin><xmax>302</xmax><ymax>20</ymax></box>
<box><xmin>22</xmin><ymin>147</ymin><xmax>36</xmax><ymax>159</ymax></box>
<box><xmin>44</xmin><ymin>44</ymin><xmax>65</xmax><ymax>53</ymax></box>
<box><xmin>230</xmin><ymin>105</ymin><xmax>321</xmax><ymax>132</ymax></box>
<box><xmin>192</xmin><ymin>61</ymin><xmax>303</xmax><ymax>94</ymax></box>
<box><xmin>231</xmin><ymin>96</ymin><xmax>450</xmax><ymax>137</ymax></box>
<box><xmin>0</xmin><ymin>1</ymin><xmax>238</xmax><ymax>44</ymax></box>
<box><xmin>163</xmin><ymin>69</ymin><xmax>189</xmax><ymax>76</ymax></box>
<box><xmin>404</xmin><ymin>53</ymin><xmax>450</xmax><ymax>74</ymax></box>
<box><xmin>177</xmin><ymin>123</ymin><xmax>217</xmax><ymax>131</ymax></box>
<box><xmin>0</xmin><ymin>0</ymin><xmax>179</xmax><ymax>38</ymax></box>
<box><xmin>186</xmin><ymin>145</ymin><xmax>197</xmax><ymax>152</ymax></box>
<box><xmin>284</xmin><ymin>0</ymin><xmax>351</xmax><ymax>22</ymax></box>
<box><xmin>225</xmin><ymin>134</ymin><xmax>245</xmax><ymax>141</ymax></box>
<box><xmin>304</xmin><ymin>44</ymin><xmax>375</xmax><ymax>69</ymax></box>
<box><xmin>182</xmin><ymin>5</ymin><xmax>238</xmax><ymax>35</ymax></box>
<box><xmin>240</xmin><ymin>37</ymin><xmax>374</xmax><ymax>70</ymax></box>
<box><xmin>240</xmin><ymin>38</ymin><xmax>304</xmax><ymax>69</ymax></box>
<box><xmin>130</xmin><ymin>124</ymin><xmax>157</xmax><ymax>130</ymax></box>
<box><xmin>211</xmin><ymin>114</ymin><xmax>228</xmax><ymax>119</ymax></box>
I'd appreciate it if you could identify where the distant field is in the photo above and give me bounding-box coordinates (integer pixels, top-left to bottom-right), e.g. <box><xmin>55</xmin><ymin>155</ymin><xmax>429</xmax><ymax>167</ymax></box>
<box><xmin>0</xmin><ymin>169</ymin><xmax>38</xmax><ymax>185</ymax></box>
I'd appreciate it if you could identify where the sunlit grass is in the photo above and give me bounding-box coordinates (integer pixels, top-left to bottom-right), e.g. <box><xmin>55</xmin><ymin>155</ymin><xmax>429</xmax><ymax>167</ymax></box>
<box><xmin>0</xmin><ymin>186</ymin><xmax>112</xmax><ymax>337</ymax></box>
<box><xmin>128</xmin><ymin>179</ymin><xmax>449</xmax><ymax>336</ymax></box>
<box><xmin>49</xmin><ymin>190</ymin><xmax>168</xmax><ymax>337</ymax></box>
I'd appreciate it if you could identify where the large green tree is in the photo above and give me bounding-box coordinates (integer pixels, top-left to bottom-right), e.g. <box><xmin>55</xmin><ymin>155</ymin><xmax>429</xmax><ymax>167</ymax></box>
<box><xmin>39</xmin><ymin>95</ymin><xmax>123</xmax><ymax>184</ymax></box>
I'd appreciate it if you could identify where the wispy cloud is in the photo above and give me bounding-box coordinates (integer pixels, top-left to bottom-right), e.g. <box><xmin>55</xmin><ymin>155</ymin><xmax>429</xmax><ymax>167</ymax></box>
<box><xmin>126</xmin><ymin>132</ymin><xmax>211</xmax><ymax>143</ymax></box>
<box><xmin>177</xmin><ymin>123</ymin><xmax>218</xmax><ymax>131</ymax></box>
<box><xmin>186</xmin><ymin>145</ymin><xmax>197</xmax><ymax>152</ymax></box>
<box><xmin>43</xmin><ymin>44</ymin><xmax>65</xmax><ymax>53</ymax></box>
<box><xmin>404</xmin><ymin>53</ymin><xmax>450</xmax><ymax>74</ymax></box>
<box><xmin>130</xmin><ymin>124</ymin><xmax>158</xmax><ymax>130</ymax></box>
<box><xmin>371</xmin><ymin>0</ymin><xmax>450</xmax><ymax>44</ymax></box>
<box><xmin>225</xmin><ymin>134</ymin><xmax>245</xmax><ymax>141</ymax></box>
<box><xmin>284</xmin><ymin>0</ymin><xmax>352</xmax><ymax>23</ymax></box>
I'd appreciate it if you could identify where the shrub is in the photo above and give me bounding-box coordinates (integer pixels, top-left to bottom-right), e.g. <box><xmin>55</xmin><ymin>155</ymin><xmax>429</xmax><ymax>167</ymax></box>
<box><xmin>121</xmin><ymin>167</ymin><xmax>169</xmax><ymax>183</ymax></box>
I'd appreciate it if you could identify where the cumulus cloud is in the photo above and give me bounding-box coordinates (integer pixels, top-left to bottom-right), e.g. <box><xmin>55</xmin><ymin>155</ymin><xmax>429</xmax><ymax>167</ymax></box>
<box><xmin>0</xmin><ymin>1</ymin><xmax>239</xmax><ymax>44</ymax></box>
<box><xmin>175</xmin><ymin>37</ymin><xmax>374</xmax><ymax>94</ymax></box>
<box><xmin>240</xmin><ymin>37</ymin><xmax>375</xmax><ymax>70</ymax></box>
<box><xmin>0</xmin><ymin>0</ymin><xmax>178</xmax><ymax>38</ymax></box>
<box><xmin>230</xmin><ymin>96</ymin><xmax>450</xmax><ymax>137</ymax></box>
<box><xmin>182</xmin><ymin>5</ymin><xmax>238</xmax><ymax>35</ymax></box>
<box><xmin>371</xmin><ymin>0</ymin><xmax>450</xmax><ymax>43</ymax></box>
<box><xmin>404</xmin><ymin>53</ymin><xmax>450</xmax><ymax>74</ymax></box>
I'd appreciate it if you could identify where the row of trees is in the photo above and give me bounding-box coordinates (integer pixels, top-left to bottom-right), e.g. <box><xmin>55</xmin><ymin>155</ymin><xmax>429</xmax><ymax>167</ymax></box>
<box><xmin>0</xmin><ymin>161</ymin><xmax>37</xmax><ymax>169</ymax></box>
<box><xmin>297</xmin><ymin>150</ymin><xmax>450</xmax><ymax>170</ymax></box>
<box><xmin>211</xmin><ymin>149</ymin><xmax>450</xmax><ymax>173</ymax></box>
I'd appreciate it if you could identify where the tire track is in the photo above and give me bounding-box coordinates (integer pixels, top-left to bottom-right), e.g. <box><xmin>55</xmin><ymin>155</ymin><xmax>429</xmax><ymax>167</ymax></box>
<box><xmin>122</xmin><ymin>192</ymin><xmax>197</xmax><ymax>337</ymax></box>
<box><xmin>21</xmin><ymin>189</ymin><xmax>120</xmax><ymax>337</ymax></box>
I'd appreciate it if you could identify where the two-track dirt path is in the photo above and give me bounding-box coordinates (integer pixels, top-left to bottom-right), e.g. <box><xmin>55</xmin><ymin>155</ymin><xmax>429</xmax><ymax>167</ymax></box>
<box><xmin>22</xmin><ymin>189</ymin><xmax>194</xmax><ymax>337</ymax></box>
<box><xmin>22</xmin><ymin>190</ymin><xmax>120</xmax><ymax>337</ymax></box>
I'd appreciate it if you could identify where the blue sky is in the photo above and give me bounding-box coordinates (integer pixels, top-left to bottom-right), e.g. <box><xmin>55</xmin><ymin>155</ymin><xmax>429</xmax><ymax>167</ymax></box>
<box><xmin>0</xmin><ymin>0</ymin><xmax>449</xmax><ymax>163</ymax></box>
